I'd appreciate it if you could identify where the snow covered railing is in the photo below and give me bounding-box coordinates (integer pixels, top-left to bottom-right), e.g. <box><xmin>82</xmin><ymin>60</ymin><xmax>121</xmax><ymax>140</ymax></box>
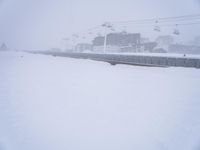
<box><xmin>31</xmin><ymin>51</ymin><xmax>200</xmax><ymax>68</ymax></box>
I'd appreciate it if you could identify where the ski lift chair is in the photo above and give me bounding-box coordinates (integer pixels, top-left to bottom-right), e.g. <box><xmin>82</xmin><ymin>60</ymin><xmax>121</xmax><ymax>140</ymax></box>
<box><xmin>173</xmin><ymin>29</ymin><xmax>180</xmax><ymax>35</ymax></box>
<box><xmin>173</xmin><ymin>24</ymin><xmax>180</xmax><ymax>35</ymax></box>
<box><xmin>154</xmin><ymin>20</ymin><xmax>161</xmax><ymax>32</ymax></box>
<box><xmin>154</xmin><ymin>26</ymin><xmax>161</xmax><ymax>32</ymax></box>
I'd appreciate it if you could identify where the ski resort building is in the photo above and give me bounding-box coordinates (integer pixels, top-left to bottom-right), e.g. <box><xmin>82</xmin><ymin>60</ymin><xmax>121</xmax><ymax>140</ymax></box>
<box><xmin>92</xmin><ymin>32</ymin><xmax>141</xmax><ymax>53</ymax></box>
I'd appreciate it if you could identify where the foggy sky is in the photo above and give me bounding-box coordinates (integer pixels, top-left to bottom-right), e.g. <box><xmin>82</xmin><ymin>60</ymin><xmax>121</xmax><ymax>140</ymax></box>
<box><xmin>0</xmin><ymin>0</ymin><xmax>199</xmax><ymax>50</ymax></box>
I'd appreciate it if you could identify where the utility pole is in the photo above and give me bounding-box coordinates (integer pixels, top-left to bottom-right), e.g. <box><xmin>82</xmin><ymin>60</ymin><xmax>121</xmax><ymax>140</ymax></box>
<box><xmin>102</xmin><ymin>22</ymin><xmax>112</xmax><ymax>53</ymax></box>
<box><xmin>103</xmin><ymin>28</ymin><xmax>107</xmax><ymax>53</ymax></box>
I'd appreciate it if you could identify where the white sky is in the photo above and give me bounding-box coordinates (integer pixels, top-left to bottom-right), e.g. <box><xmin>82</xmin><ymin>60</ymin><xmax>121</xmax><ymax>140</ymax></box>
<box><xmin>0</xmin><ymin>0</ymin><xmax>200</xmax><ymax>50</ymax></box>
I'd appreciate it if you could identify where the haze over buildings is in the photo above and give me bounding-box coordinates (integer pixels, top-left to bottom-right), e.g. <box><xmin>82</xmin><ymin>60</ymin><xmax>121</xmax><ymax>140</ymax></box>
<box><xmin>0</xmin><ymin>0</ymin><xmax>199</xmax><ymax>50</ymax></box>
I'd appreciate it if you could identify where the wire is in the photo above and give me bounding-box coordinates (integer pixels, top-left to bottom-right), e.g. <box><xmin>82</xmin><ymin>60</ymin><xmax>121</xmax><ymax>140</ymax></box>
<box><xmin>65</xmin><ymin>14</ymin><xmax>200</xmax><ymax>41</ymax></box>
<box><xmin>111</xmin><ymin>22</ymin><xmax>200</xmax><ymax>27</ymax></box>
<box><xmin>160</xmin><ymin>22</ymin><xmax>200</xmax><ymax>27</ymax></box>
<box><xmin>111</xmin><ymin>14</ymin><xmax>200</xmax><ymax>24</ymax></box>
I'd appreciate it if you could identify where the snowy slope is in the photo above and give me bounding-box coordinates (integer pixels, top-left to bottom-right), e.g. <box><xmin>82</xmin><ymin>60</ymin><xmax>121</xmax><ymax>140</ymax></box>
<box><xmin>0</xmin><ymin>51</ymin><xmax>200</xmax><ymax>150</ymax></box>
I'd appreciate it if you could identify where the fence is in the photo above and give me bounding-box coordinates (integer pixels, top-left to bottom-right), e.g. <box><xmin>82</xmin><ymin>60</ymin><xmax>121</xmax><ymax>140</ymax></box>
<box><xmin>35</xmin><ymin>51</ymin><xmax>200</xmax><ymax>68</ymax></box>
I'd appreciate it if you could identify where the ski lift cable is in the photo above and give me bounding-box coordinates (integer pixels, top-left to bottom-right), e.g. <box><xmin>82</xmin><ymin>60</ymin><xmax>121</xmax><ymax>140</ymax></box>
<box><xmin>72</xmin><ymin>14</ymin><xmax>200</xmax><ymax>34</ymax></box>
<box><xmin>110</xmin><ymin>14</ymin><xmax>200</xmax><ymax>24</ymax></box>
<box><xmin>110</xmin><ymin>17</ymin><xmax>200</xmax><ymax>26</ymax></box>
<box><xmin>66</xmin><ymin>25</ymin><xmax>102</xmax><ymax>41</ymax></box>
<box><xmin>159</xmin><ymin>22</ymin><xmax>200</xmax><ymax>27</ymax></box>
<box><xmin>107</xmin><ymin>21</ymin><xmax>200</xmax><ymax>28</ymax></box>
<box><xmin>66</xmin><ymin>14</ymin><xmax>200</xmax><ymax>41</ymax></box>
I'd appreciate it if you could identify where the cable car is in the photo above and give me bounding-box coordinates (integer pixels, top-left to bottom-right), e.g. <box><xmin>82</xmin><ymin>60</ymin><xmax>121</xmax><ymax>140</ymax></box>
<box><xmin>173</xmin><ymin>29</ymin><xmax>180</xmax><ymax>35</ymax></box>
<box><xmin>154</xmin><ymin>20</ymin><xmax>161</xmax><ymax>32</ymax></box>
<box><xmin>102</xmin><ymin>22</ymin><xmax>112</xmax><ymax>28</ymax></box>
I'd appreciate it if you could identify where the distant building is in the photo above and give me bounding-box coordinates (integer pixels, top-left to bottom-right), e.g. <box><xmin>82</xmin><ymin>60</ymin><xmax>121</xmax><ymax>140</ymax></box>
<box><xmin>49</xmin><ymin>48</ymin><xmax>62</xmax><ymax>52</ymax></box>
<box><xmin>75</xmin><ymin>43</ymin><xmax>93</xmax><ymax>52</ymax></box>
<box><xmin>153</xmin><ymin>48</ymin><xmax>167</xmax><ymax>53</ymax></box>
<box><xmin>140</xmin><ymin>42</ymin><xmax>158</xmax><ymax>52</ymax></box>
<box><xmin>92</xmin><ymin>32</ymin><xmax>141</xmax><ymax>53</ymax></box>
<box><xmin>141</xmin><ymin>38</ymin><xmax>150</xmax><ymax>43</ymax></box>
<box><xmin>190</xmin><ymin>36</ymin><xmax>200</xmax><ymax>46</ymax></box>
<box><xmin>156</xmin><ymin>35</ymin><xmax>174</xmax><ymax>51</ymax></box>
<box><xmin>169</xmin><ymin>44</ymin><xmax>200</xmax><ymax>54</ymax></box>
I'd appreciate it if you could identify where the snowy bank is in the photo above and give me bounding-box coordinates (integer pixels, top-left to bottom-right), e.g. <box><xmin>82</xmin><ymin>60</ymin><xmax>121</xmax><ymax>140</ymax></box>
<box><xmin>0</xmin><ymin>51</ymin><xmax>200</xmax><ymax>150</ymax></box>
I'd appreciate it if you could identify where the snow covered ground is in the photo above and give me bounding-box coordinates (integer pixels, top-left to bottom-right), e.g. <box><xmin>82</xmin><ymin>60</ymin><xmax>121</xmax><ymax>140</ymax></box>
<box><xmin>0</xmin><ymin>51</ymin><xmax>200</xmax><ymax>150</ymax></box>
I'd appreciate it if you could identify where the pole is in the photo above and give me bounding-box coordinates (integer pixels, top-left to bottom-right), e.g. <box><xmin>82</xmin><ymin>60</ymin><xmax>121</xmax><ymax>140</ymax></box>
<box><xmin>103</xmin><ymin>34</ymin><xmax>107</xmax><ymax>53</ymax></box>
<box><xmin>102</xmin><ymin>22</ymin><xmax>112</xmax><ymax>53</ymax></box>
<box><xmin>103</xmin><ymin>28</ymin><xmax>107</xmax><ymax>53</ymax></box>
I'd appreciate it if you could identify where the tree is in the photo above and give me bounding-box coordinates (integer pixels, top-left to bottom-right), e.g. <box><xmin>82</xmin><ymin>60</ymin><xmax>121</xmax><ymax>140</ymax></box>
<box><xmin>0</xmin><ymin>43</ymin><xmax>8</xmax><ymax>51</ymax></box>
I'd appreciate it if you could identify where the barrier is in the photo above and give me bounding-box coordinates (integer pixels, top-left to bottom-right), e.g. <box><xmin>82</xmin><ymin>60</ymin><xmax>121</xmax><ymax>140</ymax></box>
<box><xmin>32</xmin><ymin>51</ymin><xmax>200</xmax><ymax>69</ymax></box>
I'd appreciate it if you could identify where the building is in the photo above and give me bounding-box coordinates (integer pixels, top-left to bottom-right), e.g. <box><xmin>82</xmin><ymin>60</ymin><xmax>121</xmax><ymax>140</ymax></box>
<box><xmin>92</xmin><ymin>32</ymin><xmax>141</xmax><ymax>53</ymax></box>
<box><xmin>140</xmin><ymin>42</ymin><xmax>158</xmax><ymax>52</ymax></box>
<box><xmin>155</xmin><ymin>35</ymin><xmax>174</xmax><ymax>51</ymax></box>
<box><xmin>169</xmin><ymin>44</ymin><xmax>200</xmax><ymax>54</ymax></box>
<box><xmin>75</xmin><ymin>43</ymin><xmax>93</xmax><ymax>52</ymax></box>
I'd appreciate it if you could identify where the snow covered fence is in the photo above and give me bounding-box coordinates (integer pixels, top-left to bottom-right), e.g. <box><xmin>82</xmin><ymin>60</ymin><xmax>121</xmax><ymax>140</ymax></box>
<box><xmin>31</xmin><ymin>51</ymin><xmax>200</xmax><ymax>68</ymax></box>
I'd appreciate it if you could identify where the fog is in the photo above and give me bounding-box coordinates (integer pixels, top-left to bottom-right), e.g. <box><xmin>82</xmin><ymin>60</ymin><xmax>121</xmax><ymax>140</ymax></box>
<box><xmin>0</xmin><ymin>0</ymin><xmax>199</xmax><ymax>50</ymax></box>
<box><xmin>1</xmin><ymin>1</ymin><xmax>200</xmax><ymax>149</ymax></box>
